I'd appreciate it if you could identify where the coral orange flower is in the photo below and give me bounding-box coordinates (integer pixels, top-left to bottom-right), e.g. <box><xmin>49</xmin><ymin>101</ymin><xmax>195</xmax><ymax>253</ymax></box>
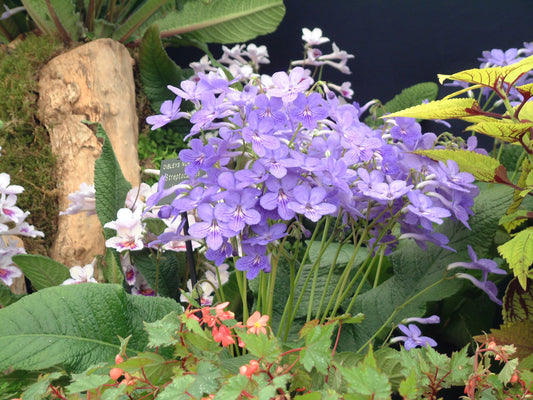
<box><xmin>246</xmin><ymin>311</ymin><xmax>269</xmax><ymax>335</ymax></box>
<box><xmin>239</xmin><ymin>359</ymin><xmax>260</xmax><ymax>378</ymax></box>
<box><xmin>212</xmin><ymin>324</ymin><xmax>235</xmax><ymax>347</ymax></box>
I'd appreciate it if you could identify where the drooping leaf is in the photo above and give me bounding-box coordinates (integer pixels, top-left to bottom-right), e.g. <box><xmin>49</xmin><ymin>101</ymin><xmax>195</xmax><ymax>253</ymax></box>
<box><xmin>340</xmin><ymin>184</ymin><xmax>514</xmax><ymax>352</ymax></box>
<box><xmin>383</xmin><ymin>98</ymin><xmax>478</xmax><ymax>120</ymax></box>
<box><xmin>504</xmin><ymin>158</ymin><xmax>532</xmax><ymax>228</ymax></box>
<box><xmin>110</xmin><ymin>0</ymin><xmax>168</xmax><ymax>43</ymax></box>
<box><xmin>499</xmin><ymin>210</ymin><xmax>533</xmax><ymax>233</ymax></box>
<box><xmin>465</xmin><ymin>121</ymin><xmax>533</xmax><ymax>144</ymax></box>
<box><xmin>516</xmin><ymin>83</ymin><xmax>533</xmax><ymax>98</ymax></box>
<box><xmin>0</xmin><ymin>283</ymin><xmax>181</xmax><ymax>372</ymax></box>
<box><xmin>138</xmin><ymin>24</ymin><xmax>185</xmax><ymax>111</ymax></box>
<box><xmin>502</xmin><ymin>277</ymin><xmax>533</xmax><ymax>325</ymax></box>
<box><xmin>148</xmin><ymin>0</ymin><xmax>285</xmax><ymax>44</ymax></box>
<box><xmin>438</xmin><ymin>55</ymin><xmax>533</xmax><ymax>88</ymax></box>
<box><xmin>93</xmin><ymin>123</ymin><xmax>132</xmax><ymax>240</ymax></box>
<box><xmin>413</xmin><ymin>149</ymin><xmax>504</xmax><ymax>183</ymax></box>
<box><xmin>365</xmin><ymin>82</ymin><xmax>439</xmax><ymax>127</ymax></box>
<box><xmin>498</xmin><ymin>227</ymin><xmax>533</xmax><ymax>289</ymax></box>
<box><xmin>12</xmin><ymin>254</ymin><xmax>70</xmax><ymax>290</ymax></box>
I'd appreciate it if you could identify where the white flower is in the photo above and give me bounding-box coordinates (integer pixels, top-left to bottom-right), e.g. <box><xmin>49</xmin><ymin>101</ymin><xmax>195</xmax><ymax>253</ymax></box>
<box><xmin>104</xmin><ymin>208</ymin><xmax>145</xmax><ymax>252</ymax></box>
<box><xmin>0</xmin><ymin>173</ymin><xmax>23</xmax><ymax>195</ymax></box>
<box><xmin>62</xmin><ymin>264</ymin><xmax>98</xmax><ymax>285</ymax></box>
<box><xmin>59</xmin><ymin>183</ymin><xmax>96</xmax><ymax>216</ymax></box>
<box><xmin>302</xmin><ymin>28</ymin><xmax>330</xmax><ymax>47</ymax></box>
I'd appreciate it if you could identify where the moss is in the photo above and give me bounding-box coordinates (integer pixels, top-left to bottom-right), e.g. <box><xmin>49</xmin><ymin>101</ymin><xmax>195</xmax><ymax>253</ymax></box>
<box><xmin>0</xmin><ymin>33</ymin><xmax>64</xmax><ymax>255</ymax></box>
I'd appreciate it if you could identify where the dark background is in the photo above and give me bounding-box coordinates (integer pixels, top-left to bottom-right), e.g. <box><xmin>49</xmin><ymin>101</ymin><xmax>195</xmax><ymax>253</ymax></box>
<box><xmin>169</xmin><ymin>0</ymin><xmax>533</xmax><ymax>146</ymax></box>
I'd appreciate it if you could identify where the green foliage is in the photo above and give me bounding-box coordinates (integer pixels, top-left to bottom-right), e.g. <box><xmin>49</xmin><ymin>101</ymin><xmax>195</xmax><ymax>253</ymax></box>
<box><xmin>365</xmin><ymin>82</ymin><xmax>438</xmax><ymax>127</ymax></box>
<box><xmin>17</xmin><ymin>0</ymin><xmax>285</xmax><ymax>45</ymax></box>
<box><xmin>12</xmin><ymin>254</ymin><xmax>70</xmax><ymax>290</ymax></box>
<box><xmin>0</xmin><ymin>33</ymin><xmax>62</xmax><ymax>254</ymax></box>
<box><xmin>0</xmin><ymin>283</ymin><xmax>181</xmax><ymax>372</ymax></box>
<box><xmin>93</xmin><ymin>123</ymin><xmax>132</xmax><ymax>240</ymax></box>
<box><xmin>498</xmin><ymin>228</ymin><xmax>533</xmax><ymax>287</ymax></box>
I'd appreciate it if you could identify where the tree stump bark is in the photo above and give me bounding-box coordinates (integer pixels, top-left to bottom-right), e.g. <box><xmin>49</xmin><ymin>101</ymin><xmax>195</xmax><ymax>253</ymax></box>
<box><xmin>38</xmin><ymin>38</ymin><xmax>140</xmax><ymax>268</ymax></box>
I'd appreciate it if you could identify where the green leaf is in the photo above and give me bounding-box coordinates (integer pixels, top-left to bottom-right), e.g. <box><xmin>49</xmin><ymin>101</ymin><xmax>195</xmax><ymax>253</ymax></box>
<box><xmin>18</xmin><ymin>372</ymin><xmax>64</xmax><ymax>400</ymax></box>
<box><xmin>337</xmin><ymin>347</ymin><xmax>391</xmax><ymax>399</ymax></box>
<box><xmin>150</xmin><ymin>0</ymin><xmax>285</xmax><ymax>44</ymax></box>
<box><xmin>144</xmin><ymin>311</ymin><xmax>182</xmax><ymax>348</ymax></box>
<box><xmin>413</xmin><ymin>149</ymin><xmax>504</xmax><ymax>183</ymax></box>
<box><xmin>383</xmin><ymin>98</ymin><xmax>478</xmax><ymax>120</ymax></box>
<box><xmin>482</xmin><ymin>320</ymin><xmax>533</xmax><ymax>361</ymax></box>
<box><xmin>21</xmin><ymin>0</ymin><xmax>81</xmax><ymax>41</ymax></box>
<box><xmin>93</xmin><ymin>123</ymin><xmax>132</xmax><ymax>240</ymax></box>
<box><xmin>138</xmin><ymin>24</ymin><xmax>185</xmax><ymax>111</ymax></box>
<box><xmin>12</xmin><ymin>254</ymin><xmax>70</xmax><ymax>290</ymax></box>
<box><xmin>110</xmin><ymin>0</ymin><xmax>168</xmax><ymax>43</ymax></box>
<box><xmin>498</xmin><ymin>227</ymin><xmax>533</xmax><ymax>288</ymax></box>
<box><xmin>0</xmin><ymin>283</ymin><xmax>180</xmax><ymax>372</ymax></box>
<box><xmin>398</xmin><ymin>369</ymin><xmax>418</xmax><ymax>400</ymax></box>
<box><xmin>340</xmin><ymin>184</ymin><xmax>513</xmax><ymax>352</ymax></box>
<box><xmin>365</xmin><ymin>82</ymin><xmax>438</xmax><ymax>127</ymax></box>
<box><xmin>237</xmin><ymin>331</ymin><xmax>281</xmax><ymax>363</ymax></box>
<box><xmin>214</xmin><ymin>374</ymin><xmax>249</xmax><ymax>400</ymax></box>
<box><xmin>102</xmin><ymin>248</ymin><xmax>124</xmax><ymax>285</ymax></box>
<box><xmin>157</xmin><ymin>374</ymin><xmax>196</xmax><ymax>400</ymax></box>
<box><xmin>0</xmin><ymin>283</ymin><xmax>25</xmax><ymax>307</ymax></box>
<box><xmin>66</xmin><ymin>371</ymin><xmax>110</xmax><ymax>393</ymax></box>
<box><xmin>129</xmin><ymin>249</ymin><xmax>181</xmax><ymax>299</ymax></box>
<box><xmin>300</xmin><ymin>322</ymin><xmax>337</xmax><ymax>373</ymax></box>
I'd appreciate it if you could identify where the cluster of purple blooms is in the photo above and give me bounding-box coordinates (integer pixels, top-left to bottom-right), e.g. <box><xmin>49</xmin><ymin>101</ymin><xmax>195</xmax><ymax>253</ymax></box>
<box><xmin>0</xmin><ymin>157</ymin><xmax>44</xmax><ymax>286</ymax></box>
<box><xmin>143</xmin><ymin>28</ymin><xmax>484</xmax><ymax>283</ymax></box>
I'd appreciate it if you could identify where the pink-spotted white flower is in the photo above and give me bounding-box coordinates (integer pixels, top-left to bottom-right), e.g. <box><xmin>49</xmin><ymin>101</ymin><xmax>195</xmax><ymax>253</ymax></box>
<box><xmin>104</xmin><ymin>208</ymin><xmax>145</xmax><ymax>252</ymax></box>
<box><xmin>62</xmin><ymin>263</ymin><xmax>98</xmax><ymax>285</ymax></box>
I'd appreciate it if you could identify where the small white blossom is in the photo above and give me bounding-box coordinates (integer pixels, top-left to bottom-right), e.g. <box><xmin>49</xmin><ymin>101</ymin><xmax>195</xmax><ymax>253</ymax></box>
<box><xmin>62</xmin><ymin>263</ymin><xmax>98</xmax><ymax>285</ymax></box>
<box><xmin>302</xmin><ymin>28</ymin><xmax>329</xmax><ymax>47</ymax></box>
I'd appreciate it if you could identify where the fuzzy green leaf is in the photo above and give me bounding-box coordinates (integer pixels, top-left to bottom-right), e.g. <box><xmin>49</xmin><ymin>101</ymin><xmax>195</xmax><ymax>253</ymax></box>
<box><xmin>18</xmin><ymin>372</ymin><xmax>64</xmax><ymax>400</ymax></box>
<box><xmin>383</xmin><ymin>98</ymin><xmax>478</xmax><ymax>120</ymax></box>
<box><xmin>144</xmin><ymin>311</ymin><xmax>182</xmax><ymax>348</ymax></box>
<box><xmin>413</xmin><ymin>149</ymin><xmax>504</xmax><ymax>183</ymax></box>
<box><xmin>151</xmin><ymin>0</ymin><xmax>285</xmax><ymax>44</ymax></box>
<box><xmin>498</xmin><ymin>227</ymin><xmax>533</xmax><ymax>288</ymax></box>
<box><xmin>300</xmin><ymin>322</ymin><xmax>337</xmax><ymax>373</ymax></box>
<box><xmin>66</xmin><ymin>372</ymin><xmax>110</xmax><ymax>393</ymax></box>
<box><xmin>213</xmin><ymin>374</ymin><xmax>249</xmax><ymax>400</ymax></box>
<box><xmin>341</xmin><ymin>184</ymin><xmax>513</xmax><ymax>352</ymax></box>
<box><xmin>0</xmin><ymin>283</ymin><xmax>25</xmax><ymax>307</ymax></box>
<box><xmin>237</xmin><ymin>330</ymin><xmax>281</xmax><ymax>363</ymax></box>
<box><xmin>398</xmin><ymin>369</ymin><xmax>418</xmax><ymax>400</ymax></box>
<box><xmin>366</xmin><ymin>82</ymin><xmax>438</xmax><ymax>127</ymax></box>
<box><xmin>93</xmin><ymin>123</ymin><xmax>132</xmax><ymax>240</ymax></box>
<box><xmin>138</xmin><ymin>24</ymin><xmax>185</xmax><ymax>110</ymax></box>
<box><xmin>157</xmin><ymin>374</ymin><xmax>196</xmax><ymax>400</ymax></box>
<box><xmin>0</xmin><ymin>283</ymin><xmax>181</xmax><ymax>372</ymax></box>
<box><xmin>12</xmin><ymin>254</ymin><xmax>70</xmax><ymax>290</ymax></box>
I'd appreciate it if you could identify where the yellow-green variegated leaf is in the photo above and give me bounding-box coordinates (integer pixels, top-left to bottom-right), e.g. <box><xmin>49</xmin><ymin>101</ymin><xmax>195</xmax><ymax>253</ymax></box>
<box><xmin>465</xmin><ymin>121</ymin><xmax>533</xmax><ymax>144</ymax></box>
<box><xmin>498</xmin><ymin>227</ymin><xmax>533</xmax><ymax>289</ymax></box>
<box><xmin>516</xmin><ymin>83</ymin><xmax>533</xmax><ymax>98</ymax></box>
<box><xmin>438</xmin><ymin>55</ymin><xmax>533</xmax><ymax>88</ymax></box>
<box><xmin>383</xmin><ymin>98</ymin><xmax>478</xmax><ymax>120</ymax></box>
<box><xmin>413</xmin><ymin>149</ymin><xmax>503</xmax><ymax>182</ymax></box>
<box><xmin>518</xmin><ymin>101</ymin><xmax>533</xmax><ymax>123</ymax></box>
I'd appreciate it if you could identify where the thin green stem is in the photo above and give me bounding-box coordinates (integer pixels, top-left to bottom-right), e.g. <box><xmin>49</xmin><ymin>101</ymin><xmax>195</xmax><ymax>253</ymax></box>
<box><xmin>355</xmin><ymin>276</ymin><xmax>447</xmax><ymax>354</ymax></box>
<box><xmin>276</xmin><ymin>242</ymin><xmax>299</xmax><ymax>338</ymax></box>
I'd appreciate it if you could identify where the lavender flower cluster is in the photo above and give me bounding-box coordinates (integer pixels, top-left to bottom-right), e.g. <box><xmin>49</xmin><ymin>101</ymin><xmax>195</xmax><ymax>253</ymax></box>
<box><xmin>0</xmin><ymin>160</ymin><xmax>44</xmax><ymax>286</ymax></box>
<box><xmin>143</xmin><ymin>29</ymin><xmax>482</xmax><ymax>281</ymax></box>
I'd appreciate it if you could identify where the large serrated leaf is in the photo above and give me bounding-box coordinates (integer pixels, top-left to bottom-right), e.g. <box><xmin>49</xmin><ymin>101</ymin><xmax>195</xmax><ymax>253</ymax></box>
<box><xmin>466</xmin><ymin>121</ymin><xmax>533</xmax><ymax>144</ymax></box>
<box><xmin>413</xmin><ymin>149</ymin><xmax>503</xmax><ymax>182</ymax></box>
<box><xmin>12</xmin><ymin>254</ymin><xmax>70</xmax><ymax>290</ymax></box>
<box><xmin>340</xmin><ymin>184</ymin><xmax>514</xmax><ymax>352</ymax></box>
<box><xmin>0</xmin><ymin>283</ymin><xmax>180</xmax><ymax>372</ymax></box>
<box><xmin>366</xmin><ymin>82</ymin><xmax>438</xmax><ymax>127</ymax></box>
<box><xmin>383</xmin><ymin>98</ymin><xmax>478</xmax><ymax>120</ymax></box>
<box><xmin>438</xmin><ymin>55</ymin><xmax>533</xmax><ymax>88</ymax></box>
<box><xmin>21</xmin><ymin>0</ymin><xmax>81</xmax><ymax>41</ymax></box>
<box><xmin>139</xmin><ymin>24</ymin><xmax>185</xmax><ymax>111</ymax></box>
<box><xmin>498</xmin><ymin>227</ymin><xmax>533</xmax><ymax>289</ymax></box>
<box><xmin>93</xmin><ymin>123</ymin><xmax>132</xmax><ymax>240</ymax></box>
<box><xmin>147</xmin><ymin>0</ymin><xmax>285</xmax><ymax>44</ymax></box>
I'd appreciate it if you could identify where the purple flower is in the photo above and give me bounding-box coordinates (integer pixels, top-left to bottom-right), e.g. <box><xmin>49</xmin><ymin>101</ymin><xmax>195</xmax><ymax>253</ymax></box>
<box><xmin>244</xmin><ymin>223</ymin><xmax>287</xmax><ymax>245</ymax></box>
<box><xmin>456</xmin><ymin>273</ymin><xmax>503</xmax><ymax>306</ymax></box>
<box><xmin>405</xmin><ymin>190</ymin><xmax>451</xmax><ymax>230</ymax></box>
<box><xmin>390</xmin><ymin>324</ymin><xmax>438</xmax><ymax>350</ymax></box>
<box><xmin>390</xmin><ymin>117</ymin><xmax>422</xmax><ymax>147</ymax></box>
<box><xmin>214</xmin><ymin>189</ymin><xmax>261</xmax><ymax>232</ymax></box>
<box><xmin>402</xmin><ymin>315</ymin><xmax>440</xmax><ymax>325</ymax></box>
<box><xmin>447</xmin><ymin>245</ymin><xmax>507</xmax><ymax>282</ymax></box>
<box><xmin>479</xmin><ymin>48</ymin><xmax>520</xmax><ymax>67</ymax></box>
<box><xmin>287</xmin><ymin>184</ymin><xmax>337</xmax><ymax>222</ymax></box>
<box><xmin>235</xmin><ymin>244</ymin><xmax>271</xmax><ymax>279</ymax></box>
<box><xmin>289</xmin><ymin>92</ymin><xmax>328</xmax><ymax>130</ymax></box>
<box><xmin>206</xmin><ymin>240</ymin><xmax>233</xmax><ymax>266</ymax></box>
<box><xmin>146</xmin><ymin>97</ymin><xmax>188</xmax><ymax>130</ymax></box>
<box><xmin>241</xmin><ymin>112</ymin><xmax>280</xmax><ymax>157</ymax></box>
<box><xmin>267</xmin><ymin>67</ymin><xmax>313</xmax><ymax>103</ymax></box>
<box><xmin>260</xmin><ymin>175</ymin><xmax>297</xmax><ymax>220</ymax></box>
<box><xmin>179</xmin><ymin>139</ymin><xmax>217</xmax><ymax>177</ymax></box>
<box><xmin>188</xmin><ymin>203</ymin><xmax>238</xmax><ymax>250</ymax></box>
